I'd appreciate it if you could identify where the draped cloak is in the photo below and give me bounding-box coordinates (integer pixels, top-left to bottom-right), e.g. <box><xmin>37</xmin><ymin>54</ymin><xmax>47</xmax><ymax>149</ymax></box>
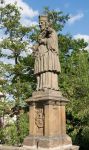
<box><xmin>34</xmin><ymin>28</ymin><xmax>61</xmax><ymax>75</ymax></box>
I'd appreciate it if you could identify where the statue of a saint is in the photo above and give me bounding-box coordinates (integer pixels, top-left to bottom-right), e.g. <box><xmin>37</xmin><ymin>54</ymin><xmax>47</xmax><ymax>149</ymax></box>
<box><xmin>32</xmin><ymin>15</ymin><xmax>61</xmax><ymax>91</ymax></box>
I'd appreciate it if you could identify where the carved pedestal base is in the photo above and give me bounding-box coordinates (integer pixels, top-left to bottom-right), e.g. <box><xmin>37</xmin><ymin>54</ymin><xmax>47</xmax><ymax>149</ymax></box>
<box><xmin>24</xmin><ymin>135</ymin><xmax>72</xmax><ymax>148</ymax></box>
<box><xmin>23</xmin><ymin>90</ymin><xmax>79</xmax><ymax>150</ymax></box>
<box><xmin>0</xmin><ymin>145</ymin><xmax>79</xmax><ymax>150</ymax></box>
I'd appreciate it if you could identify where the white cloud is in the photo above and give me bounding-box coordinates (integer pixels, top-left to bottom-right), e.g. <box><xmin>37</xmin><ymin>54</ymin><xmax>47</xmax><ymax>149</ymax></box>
<box><xmin>5</xmin><ymin>0</ymin><xmax>39</xmax><ymax>18</ymax></box>
<box><xmin>3</xmin><ymin>0</ymin><xmax>39</xmax><ymax>26</ymax></box>
<box><xmin>68</xmin><ymin>13</ymin><xmax>84</xmax><ymax>25</ymax></box>
<box><xmin>74</xmin><ymin>34</ymin><xmax>89</xmax><ymax>42</ymax></box>
<box><xmin>74</xmin><ymin>34</ymin><xmax>89</xmax><ymax>50</ymax></box>
<box><xmin>20</xmin><ymin>18</ymin><xmax>38</xmax><ymax>27</ymax></box>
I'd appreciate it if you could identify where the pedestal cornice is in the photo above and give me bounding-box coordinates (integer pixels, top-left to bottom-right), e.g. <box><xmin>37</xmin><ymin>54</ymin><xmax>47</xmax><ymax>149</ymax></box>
<box><xmin>26</xmin><ymin>90</ymin><xmax>69</xmax><ymax>105</ymax></box>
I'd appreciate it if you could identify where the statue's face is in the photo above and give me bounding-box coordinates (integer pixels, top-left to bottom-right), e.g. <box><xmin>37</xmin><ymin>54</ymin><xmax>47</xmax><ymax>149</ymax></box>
<box><xmin>39</xmin><ymin>20</ymin><xmax>46</xmax><ymax>31</ymax></box>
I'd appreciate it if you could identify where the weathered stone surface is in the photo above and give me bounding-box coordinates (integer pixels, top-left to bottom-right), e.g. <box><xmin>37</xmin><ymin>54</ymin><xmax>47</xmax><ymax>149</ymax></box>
<box><xmin>0</xmin><ymin>145</ymin><xmax>29</xmax><ymax>150</ymax></box>
<box><xmin>26</xmin><ymin>90</ymin><xmax>69</xmax><ymax>104</ymax></box>
<box><xmin>23</xmin><ymin>90</ymin><xmax>78</xmax><ymax>149</ymax></box>
<box><xmin>24</xmin><ymin>135</ymin><xmax>72</xmax><ymax>148</ymax></box>
<box><xmin>32</xmin><ymin>15</ymin><xmax>61</xmax><ymax>91</ymax></box>
<box><xmin>0</xmin><ymin>145</ymin><xmax>79</xmax><ymax>150</ymax></box>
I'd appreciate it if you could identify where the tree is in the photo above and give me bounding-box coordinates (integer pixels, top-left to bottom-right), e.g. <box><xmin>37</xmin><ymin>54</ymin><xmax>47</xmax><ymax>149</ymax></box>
<box><xmin>61</xmin><ymin>49</ymin><xmax>89</xmax><ymax>150</ymax></box>
<box><xmin>57</xmin><ymin>33</ymin><xmax>89</xmax><ymax>150</ymax></box>
<box><xmin>0</xmin><ymin>1</ymin><xmax>32</xmax><ymax>145</ymax></box>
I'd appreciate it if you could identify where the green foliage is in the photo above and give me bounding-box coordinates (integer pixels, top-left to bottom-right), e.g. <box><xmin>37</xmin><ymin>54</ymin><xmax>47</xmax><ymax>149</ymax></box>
<box><xmin>0</xmin><ymin>1</ymin><xmax>34</xmax><ymax>100</ymax></box>
<box><xmin>59</xmin><ymin>46</ymin><xmax>89</xmax><ymax>149</ymax></box>
<box><xmin>0</xmin><ymin>128</ymin><xmax>5</xmax><ymax>144</ymax></box>
<box><xmin>0</xmin><ymin>113</ymin><xmax>29</xmax><ymax>145</ymax></box>
<box><xmin>0</xmin><ymin>1</ymin><xmax>31</xmax><ymax>146</ymax></box>
<box><xmin>4</xmin><ymin>124</ymin><xmax>18</xmax><ymax>145</ymax></box>
<box><xmin>18</xmin><ymin>113</ymin><xmax>29</xmax><ymax>144</ymax></box>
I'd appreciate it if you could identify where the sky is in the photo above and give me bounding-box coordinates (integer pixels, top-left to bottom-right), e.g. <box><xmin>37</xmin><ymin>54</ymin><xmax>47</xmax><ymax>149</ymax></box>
<box><xmin>0</xmin><ymin>0</ymin><xmax>89</xmax><ymax>63</ymax></box>
<box><xmin>19</xmin><ymin>0</ymin><xmax>89</xmax><ymax>39</ymax></box>
<box><xmin>26</xmin><ymin>0</ymin><xmax>89</xmax><ymax>35</ymax></box>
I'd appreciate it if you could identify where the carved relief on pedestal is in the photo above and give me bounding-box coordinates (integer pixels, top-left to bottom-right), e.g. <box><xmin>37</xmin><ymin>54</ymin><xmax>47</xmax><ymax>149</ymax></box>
<box><xmin>35</xmin><ymin>108</ymin><xmax>44</xmax><ymax>128</ymax></box>
<box><xmin>35</xmin><ymin>107</ymin><xmax>44</xmax><ymax>136</ymax></box>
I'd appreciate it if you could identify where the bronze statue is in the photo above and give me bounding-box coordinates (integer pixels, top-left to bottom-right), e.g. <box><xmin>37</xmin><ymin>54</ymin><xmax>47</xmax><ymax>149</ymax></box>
<box><xmin>32</xmin><ymin>15</ymin><xmax>61</xmax><ymax>91</ymax></box>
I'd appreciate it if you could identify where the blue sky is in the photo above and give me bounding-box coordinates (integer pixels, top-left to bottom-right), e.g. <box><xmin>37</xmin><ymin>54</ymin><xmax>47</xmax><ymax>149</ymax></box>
<box><xmin>1</xmin><ymin>0</ymin><xmax>89</xmax><ymax>44</ymax></box>
<box><xmin>25</xmin><ymin>0</ymin><xmax>89</xmax><ymax>36</ymax></box>
<box><xmin>0</xmin><ymin>0</ymin><xmax>89</xmax><ymax>64</ymax></box>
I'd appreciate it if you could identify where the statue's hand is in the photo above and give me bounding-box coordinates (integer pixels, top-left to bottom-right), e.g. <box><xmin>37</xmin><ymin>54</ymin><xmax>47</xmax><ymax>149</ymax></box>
<box><xmin>39</xmin><ymin>38</ymin><xmax>46</xmax><ymax>45</ymax></box>
<box><xmin>31</xmin><ymin>44</ymin><xmax>38</xmax><ymax>51</ymax></box>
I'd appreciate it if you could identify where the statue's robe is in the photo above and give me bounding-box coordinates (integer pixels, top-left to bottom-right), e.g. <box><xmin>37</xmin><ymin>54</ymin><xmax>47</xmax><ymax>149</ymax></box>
<box><xmin>34</xmin><ymin>28</ymin><xmax>61</xmax><ymax>75</ymax></box>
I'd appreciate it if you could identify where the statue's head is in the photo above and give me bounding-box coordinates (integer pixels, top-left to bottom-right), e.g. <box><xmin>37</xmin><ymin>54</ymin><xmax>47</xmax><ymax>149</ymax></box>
<box><xmin>39</xmin><ymin>15</ymin><xmax>48</xmax><ymax>31</ymax></box>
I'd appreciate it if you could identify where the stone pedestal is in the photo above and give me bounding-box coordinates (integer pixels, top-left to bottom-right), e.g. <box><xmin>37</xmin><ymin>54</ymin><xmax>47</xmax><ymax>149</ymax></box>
<box><xmin>23</xmin><ymin>90</ymin><xmax>79</xmax><ymax>150</ymax></box>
